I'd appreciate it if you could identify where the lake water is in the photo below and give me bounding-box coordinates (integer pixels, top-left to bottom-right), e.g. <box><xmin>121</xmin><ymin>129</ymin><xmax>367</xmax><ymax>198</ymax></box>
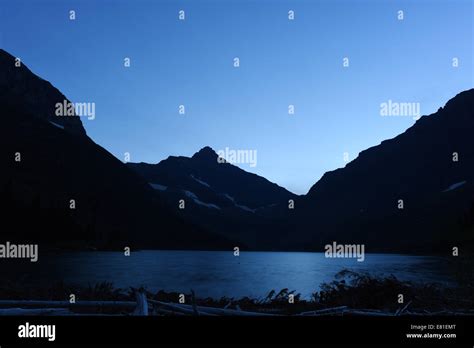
<box><xmin>1</xmin><ymin>251</ymin><xmax>454</xmax><ymax>299</ymax></box>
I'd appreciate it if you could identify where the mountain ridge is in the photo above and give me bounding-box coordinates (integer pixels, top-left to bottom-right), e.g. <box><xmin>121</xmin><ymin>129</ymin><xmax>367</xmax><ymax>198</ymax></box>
<box><xmin>2</xmin><ymin>47</ymin><xmax>473</xmax><ymax>252</ymax></box>
<box><xmin>0</xmin><ymin>49</ymin><xmax>87</xmax><ymax>137</ymax></box>
<box><xmin>0</xmin><ymin>48</ymin><xmax>234</xmax><ymax>250</ymax></box>
<box><xmin>127</xmin><ymin>146</ymin><xmax>297</xmax><ymax>248</ymax></box>
<box><xmin>292</xmin><ymin>88</ymin><xmax>474</xmax><ymax>252</ymax></box>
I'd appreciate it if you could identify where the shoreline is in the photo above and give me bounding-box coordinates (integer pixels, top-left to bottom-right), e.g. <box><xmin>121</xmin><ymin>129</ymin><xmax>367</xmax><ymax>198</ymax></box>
<box><xmin>0</xmin><ymin>269</ymin><xmax>471</xmax><ymax>316</ymax></box>
<box><xmin>37</xmin><ymin>245</ymin><xmax>455</xmax><ymax>257</ymax></box>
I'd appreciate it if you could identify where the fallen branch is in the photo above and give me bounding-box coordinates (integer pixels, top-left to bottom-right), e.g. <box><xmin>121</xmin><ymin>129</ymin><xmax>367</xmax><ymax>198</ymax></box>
<box><xmin>396</xmin><ymin>300</ymin><xmax>412</xmax><ymax>316</ymax></box>
<box><xmin>299</xmin><ymin>306</ymin><xmax>349</xmax><ymax>316</ymax></box>
<box><xmin>148</xmin><ymin>300</ymin><xmax>216</xmax><ymax>316</ymax></box>
<box><xmin>0</xmin><ymin>308</ymin><xmax>72</xmax><ymax>316</ymax></box>
<box><xmin>0</xmin><ymin>300</ymin><xmax>136</xmax><ymax>309</ymax></box>
<box><xmin>148</xmin><ymin>299</ymin><xmax>278</xmax><ymax>316</ymax></box>
<box><xmin>343</xmin><ymin>310</ymin><xmax>394</xmax><ymax>317</ymax></box>
<box><xmin>153</xmin><ymin>307</ymin><xmax>188</xmax><ymax>316</ymax></box>
<box><xmin>133</xmin><ymin>290</ymin><xmax>148</xmax><ymax>316</ymax></box>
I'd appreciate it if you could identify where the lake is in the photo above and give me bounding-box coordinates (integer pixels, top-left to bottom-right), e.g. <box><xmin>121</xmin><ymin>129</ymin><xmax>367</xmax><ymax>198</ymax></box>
<box><xmin>1</xmin><ymin>251</ymin><xmax>454</xmax><ymax>299</ymax></box>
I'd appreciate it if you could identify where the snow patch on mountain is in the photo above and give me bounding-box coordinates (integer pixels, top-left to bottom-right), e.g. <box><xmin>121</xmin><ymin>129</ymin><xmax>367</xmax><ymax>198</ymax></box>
<box><xmin>49</xmin><ymin>121</ymin><xmax>64</xmax><ymax>129</ymax></box>
<box><xmin>190</xmin><ymin>174</ymin><xmax>211</xmax><ymax>188</ymax></box>
<box><xmin>222</xmin><ymin>193</ymin><xmax>255</xmax><ymax>213</ymax></box>
<box><xmin>184</xmin><ymin>190</ymin><xmax>220</xmax><ymax>210</ymax></box>
<box><xmin>442</xmin><ymin>180</ymin><xmax>467</xmax><ymax>192</ymax></box>
<box><xmin>223</xmin><ymin>193</ymin><xmax>235</xmax><ymax>202</ymax></box>
<box><xmin>235</xmin><ymin>204</ymin><xmax>255</xmax><ymax>213</ymax></box>
<box><xmin>149</xmin><ymin>183</ymin><xmax>167</xmax><ymax>191</ymax></box>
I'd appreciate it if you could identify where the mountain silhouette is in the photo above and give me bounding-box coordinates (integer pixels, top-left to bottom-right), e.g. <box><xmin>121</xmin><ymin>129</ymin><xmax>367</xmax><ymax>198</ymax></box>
<box><xmin>191</xmin><ymin>146</ymin><xmax>220</xmax><ymax>162</ymax></box>
<box><xmin>1</xmin><ymin>47</ymin><xmax>473</xmax><ymax>253</ymax></box>
<box><xmin>0</xmin><ymin>49</ymin><xmax>86</xmax><ymax>136</ymax></box>
<box><xmin>129</xmin><ymin>91</ymin><xmax>474</xmax><ymax>252</ymax></box>
<box><xmin>127</xmin><ymin>147</ymin><xmax>297</xmax><ymax>248</ymax></box>
<box><xmin>284</xmin><ymin>89</ymin><xmax>474</xmax><ymax>252</ymax></box>
<box><xmin>0</xmin><ymin>49</ymin><xmax>233</xmax><ymax>250</ymax></box>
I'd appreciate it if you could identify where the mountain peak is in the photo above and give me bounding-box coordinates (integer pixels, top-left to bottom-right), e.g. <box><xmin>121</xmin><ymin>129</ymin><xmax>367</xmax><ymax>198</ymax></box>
<box><xmin>0</xmin><ymin>48</ymin><xmax>87</xmax><ymax>136</ymax></box>
<box><xmin>192</xmin><ymin>146</ymin><xmax>218</xmax><ymax>162</ymax></box>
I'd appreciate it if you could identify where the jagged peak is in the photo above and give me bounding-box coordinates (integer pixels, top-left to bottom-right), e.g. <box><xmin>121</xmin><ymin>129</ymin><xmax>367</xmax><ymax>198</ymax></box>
<box><xmin>0</xmin><ymin>48</ymin><xmax>87</xmax><ymax>137</ymax></box>
<box><xmin>192</xmin><ymin>146</ymin><xmax>219</xmax><ymax>162</ymax></box>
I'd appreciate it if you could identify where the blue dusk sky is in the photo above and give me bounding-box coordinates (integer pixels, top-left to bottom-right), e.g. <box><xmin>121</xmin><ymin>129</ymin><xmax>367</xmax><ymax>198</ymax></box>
<box><xmin>1</xmin><ymin>0</ymin><xmax>472</xmax><ymax>194</ymax></box>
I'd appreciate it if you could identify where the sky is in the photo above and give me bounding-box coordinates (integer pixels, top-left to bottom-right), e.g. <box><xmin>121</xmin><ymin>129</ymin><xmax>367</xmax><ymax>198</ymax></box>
<box><xmin>1</xmin><ymin>0</ymin><xmax>472</xmax><ymax>194</ymax></box>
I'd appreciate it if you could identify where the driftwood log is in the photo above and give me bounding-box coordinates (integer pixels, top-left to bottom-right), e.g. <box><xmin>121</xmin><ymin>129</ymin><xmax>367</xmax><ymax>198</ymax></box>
<box><xmin>133</xmin><ymin>290</ymin><xmax>149</xmax><ymax>316</ymax></box>
<box><xmin>148</xmin><ymin>299</ymin><xmax>278</xmax><ymax>316</ymax></box>
<box><xmin>299</xmin><ymin>306</ymin><xmax>349</xmax><ymax>316</ymax></box>
<box><xmin>0</xmin><ymin>300</ymin><xmax>136</xmax><ymax>309</ymax></box>
<box><xmin>0</xmin><ymin>298</ymin><xmax>472</xmax><ymax>316</ymax></box>
<box><xmin>0</xmin><ymin>308</ymin><xmax>73</xmax><ymax>316</ymax></box>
